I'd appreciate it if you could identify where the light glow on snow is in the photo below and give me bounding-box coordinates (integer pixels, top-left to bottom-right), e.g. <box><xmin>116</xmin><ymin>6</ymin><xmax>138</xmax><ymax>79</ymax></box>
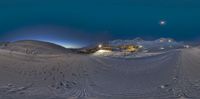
<box><xmin>97</xmin><ymin>49</ymin><xmax>112</xmax><ymax>53</ymax></box>
<box><xmin>139</xmin><ymin>45</ymin><xmax>143</xmax><ymax>48</ymax></box>
<box><xmin>160</xmin><ymin>47</ymin><xmax>165</xmax><ymax>50</ymax></box>
<box><xmin>93</xmin><ymin>49</ymin><xmax>112</xmax><ymax>56</ymax></box>
<box><xmin>184</xmin><ymin>45</ymin><xmax>190</xmax><ymax>48</ymax></box>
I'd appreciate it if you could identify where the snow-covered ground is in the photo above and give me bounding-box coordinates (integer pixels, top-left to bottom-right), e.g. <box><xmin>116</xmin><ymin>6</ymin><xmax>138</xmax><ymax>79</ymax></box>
<box><xmin>93</xmin><ymin>49</ymin><xmax>164</xmax><ymax>59</ymax></box>
<box><xmin>0</xmin><ymin>41</ymin><xmax>200</xmax><ymax>99</ymax></box>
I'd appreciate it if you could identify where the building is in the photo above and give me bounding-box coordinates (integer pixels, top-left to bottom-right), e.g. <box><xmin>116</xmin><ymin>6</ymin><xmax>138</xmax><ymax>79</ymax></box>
<box><xmin>119</xmin><ymin>45</ymin><xmax>139</xmax><ymax>52</ymax></box>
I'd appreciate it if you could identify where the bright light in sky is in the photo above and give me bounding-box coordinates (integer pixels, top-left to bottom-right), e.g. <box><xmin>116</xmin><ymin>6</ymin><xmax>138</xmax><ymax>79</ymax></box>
<box><xmin>159</xmin><ymin>20</ymin><xmax>166</xmax><ymax>25</ymax></box>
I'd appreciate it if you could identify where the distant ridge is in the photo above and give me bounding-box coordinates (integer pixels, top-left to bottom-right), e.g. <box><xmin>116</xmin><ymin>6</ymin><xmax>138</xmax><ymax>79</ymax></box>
<box><xmin>108</xmin><ymin>37</ymin><xmax>176</xmax><ymax>46</ymax></box>
<box><xmin>1</xmin><ymin>40</ymin><xmax>70</xmax><ymax>55</ymax></box>
<box><xmin>133</xmin><ymin>37</ymin><xmax>144</xmax><ymax>42</ymax></box>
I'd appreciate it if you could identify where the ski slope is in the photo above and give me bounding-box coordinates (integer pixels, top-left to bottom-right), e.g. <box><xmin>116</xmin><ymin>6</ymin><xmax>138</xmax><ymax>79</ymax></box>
<box><xmin>0</xmin><ymin>45</ymin><xmax>200</xmax><ymax>99</ymax></box>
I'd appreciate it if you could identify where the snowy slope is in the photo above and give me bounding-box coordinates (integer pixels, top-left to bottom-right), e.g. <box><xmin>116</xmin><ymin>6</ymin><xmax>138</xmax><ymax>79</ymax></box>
<box><xmin>0</xmin><ymin>40</ymin><xmax>70</xmax><ymax>55</ymax></box>
<box><xmin>0</xmin><ymin>42</ymin><xmax>200</xmax><ymax>99</ymax></box>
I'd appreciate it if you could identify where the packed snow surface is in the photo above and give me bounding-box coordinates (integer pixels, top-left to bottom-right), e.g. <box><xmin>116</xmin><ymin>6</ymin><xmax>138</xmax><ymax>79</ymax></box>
<box><xmin>0</xmin><ymin>41</ymin><xmax>200</xmax><ymax>99</ymax></box>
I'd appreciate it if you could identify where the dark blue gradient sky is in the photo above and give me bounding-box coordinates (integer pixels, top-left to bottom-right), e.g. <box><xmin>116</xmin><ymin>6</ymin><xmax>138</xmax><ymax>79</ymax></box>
<box><xmin>0</xmin><ymin>0</ymin><xmax>200</xmax><ymax>47</ymax></box>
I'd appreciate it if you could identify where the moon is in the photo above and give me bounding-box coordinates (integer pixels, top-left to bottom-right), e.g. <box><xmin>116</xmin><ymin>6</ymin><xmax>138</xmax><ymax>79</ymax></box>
<box><xmin>159</xmin><ymin>20</ymin><xmax>166</xmax><ymax>25</ymax></box>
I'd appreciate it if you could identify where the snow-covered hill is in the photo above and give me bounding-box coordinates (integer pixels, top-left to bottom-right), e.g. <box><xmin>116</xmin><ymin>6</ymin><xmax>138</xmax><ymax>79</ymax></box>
<box><xmin>0</xmin><ymin>40</ymin><xmax>71</xmax><ymax>55</ymax></box>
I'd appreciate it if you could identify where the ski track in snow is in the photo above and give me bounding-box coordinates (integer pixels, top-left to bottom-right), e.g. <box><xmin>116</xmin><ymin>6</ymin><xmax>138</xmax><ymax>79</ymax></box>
<box><xmin>0</xmin><ymin>47</ymin><xmax>200</xmax><ymax>99</ymax></box>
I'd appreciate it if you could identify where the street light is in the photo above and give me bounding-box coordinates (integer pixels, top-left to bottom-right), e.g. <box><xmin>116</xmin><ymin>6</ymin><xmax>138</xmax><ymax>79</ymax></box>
<box><xmin>98</xmin><ymin>44</ymin><xmax>102</xmax><ymax>48</ymax></box>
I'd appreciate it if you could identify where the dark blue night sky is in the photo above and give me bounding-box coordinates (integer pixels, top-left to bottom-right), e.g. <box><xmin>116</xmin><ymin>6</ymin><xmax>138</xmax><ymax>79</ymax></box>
<box><xmin>0</xmin><ymin>0</ymin><xmax>200</xmax><ymax>47</ymax></box>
